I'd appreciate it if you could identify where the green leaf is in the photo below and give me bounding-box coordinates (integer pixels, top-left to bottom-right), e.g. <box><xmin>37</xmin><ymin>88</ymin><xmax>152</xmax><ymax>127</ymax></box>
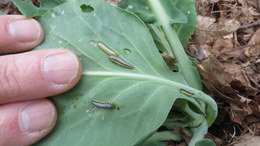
<box><xmin>148</xmin><ymin>0</ymin><xmax>201</xmax><ymax>90</ymax></box>
<box><xmin>12</xmin><ymin>0</ymin><xmax>74</xmax><ymax>17</ymax></box>
<box><xmin>142</xmin><ymin>142</ymin><xmax>166</xmax><ymax>146</ymax></box>
<box><xmin>171</xmin><ymin>0</ymin><xmax>197</xmax><ymax>45</ymax></box>
<box><xmin>190</xmin><ymin>120</ymin><xmax>209</xmax><ymax>146</ymax></box>
<box><xmin>195</xmin><ymin>139</ymin><xmax>216</xmax><ymax>146</ymax></box>
<box><xmin>119</xmin><ymin>0</ymin><xmax>201</xmax><ymax>90</ymax></box>
<box><xmin>12</xmin><ymin>0</ymin><xmax>47</xmax><ymax>17</ymax></box>
<box><xmin>32</xmin><ymin>0</ymin><xmax>217</xmax><ymax>145</ymax></box>
<box><xmin>141</xmin><ymin>131</ymin><xmax>181</xmax><ymax>146</ymax></box>
<box><xmin>119</xmin><ymin>0</ymin><xmax>187</xmax><ymax>25</ymax></box>
<box><xmin>147</xmin><ymin>24</ymin><xmax>172</xmax><ymax>56</ymax></box>
<box><xmin>40</xmin><ymin>0</ymin><xmax>72</xmax><ymax>9</ymax></box>
<box><xmin>119</xmin><ymin>0</ymin><xmax>196</xmax><ymax>45</ymax></box>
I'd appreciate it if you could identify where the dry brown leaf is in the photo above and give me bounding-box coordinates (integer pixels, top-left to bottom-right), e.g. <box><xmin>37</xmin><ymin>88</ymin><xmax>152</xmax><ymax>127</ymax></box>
<box><xmin>195</xmin><ymin>16</ymin><xmax>240</xmax><ymax>45</ymax></box>
<box><xmin>209</xmin><ymin>0</ymin><xmax>220</xmax><ymax>3</ymax></box>
<box><xmin>248</xmin><ymin>28</ymin><xmax>260</xmax><ymax>45</ymax></box>
<box><xmin>258</xmin><ymin>0</ymin><xmax>260</xmax><ymax>11</ymax></box>
<box><xmin>234</xmin><ymin>135</ymin><xmax>260</xmax><ymax>146</ymax></box>
<box><xmin>220</xmin><ymin>19</ymin><xmax>241</xmax><ymax>33</ymax></box>
<box><xmin>212</xmin><ymin>38</ymin><xmax>234</xmax><ymax>56</ymax></box>
<box><xmin>195</xmin><ymin>15</ymin><xmax>218</xmax><ymax>45</ymax></box>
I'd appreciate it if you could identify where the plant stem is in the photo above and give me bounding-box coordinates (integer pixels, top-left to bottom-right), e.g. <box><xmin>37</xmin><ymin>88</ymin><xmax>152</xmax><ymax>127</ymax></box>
<box><xmin>148</xmin><ymin>0</ymin><xmax>202</xmax><ymax>90</ymax></box>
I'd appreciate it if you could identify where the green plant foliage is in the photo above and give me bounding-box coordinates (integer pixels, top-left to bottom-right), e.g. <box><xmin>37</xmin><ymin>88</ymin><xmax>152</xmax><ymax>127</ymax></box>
<box><xmin>12</xmin><ymin>0</ymin><xmax>46</xmax><ymax>17</ymax></box>
<box><xmin>12</xmin><ymin>0</ymin><xmax>73</xmax><ymax>17</ymax></box>
<box><xmin>119</xmin><ymin>0</ymin><xmax>196</xmax><ymax>45</ymax></box>
<box><xmin>171</xmin><ymin>0</ymin><xmax>197</xmax><ymax>45</ymax></box>
<box><xmin>141</xmin><ymin>131</ymin><xmax>181</xmax><ymax>146</ymax></box>
<box><xmin>119</xmin><ymin>0</ymin><xmax>187</xmax><ymax>24</ymax></box>
<box><xmin>119</xmin><ymin>0</ymin><xmax>201</xmax><ymax>90</ymax></box>
<box><xmin>147</xmin><ymin>24</ymin><xmax>172</xmax><ymax>56</ymax></box>
<box><xmin>13</xmin><ymin>0</ymin><xmax>217</xmax><ymax>145</ymax></box>
<box><xmin>195</xmin><ymin>139</ymin><xmax>216</xmax><ymax>146</ymax></box>
<box><xmin>40</xmin><ymin>0</ymin><xmax>72</xmax><ymax>9</ymax></box>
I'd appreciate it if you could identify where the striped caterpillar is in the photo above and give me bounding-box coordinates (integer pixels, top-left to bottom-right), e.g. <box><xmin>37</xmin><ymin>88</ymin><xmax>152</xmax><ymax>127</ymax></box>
<box><xmin>108</xmin><ymin>56</ymin><xmax>134</xmax><ymax>69</ymax></box>
<box><xmin>91</xmin><ymin>99</ymin><xmax>116</xmax><ymax>109</ymax></box>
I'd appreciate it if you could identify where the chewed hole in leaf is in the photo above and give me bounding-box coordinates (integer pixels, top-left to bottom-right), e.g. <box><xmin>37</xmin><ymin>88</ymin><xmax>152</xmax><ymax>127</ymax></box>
<box><xmin>20</xmin><ymin>0</ymin><xmax>41</xmax><ymax>7</ymax></box>
<box><xmin>80</xmin><ymin>4</ymin><xmax>94</xmax><ymax>13</ymax></box>
<box><xmin>32</xmin><ymin>0</ymin><xmax>40</xmax><ymax>7</ymax></box>
<box><xmin>123</xmin><ymin>48</ymin><xmax>131</xmax><ymax>54</ymax></box>
<box><xmin>172</xmin><ymin>64</ymin><xmax>179</xmax><ymax>72</ymax></box>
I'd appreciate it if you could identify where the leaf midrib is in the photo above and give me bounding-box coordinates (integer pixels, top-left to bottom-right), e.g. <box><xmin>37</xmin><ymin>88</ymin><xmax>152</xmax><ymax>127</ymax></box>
<box><xmin>83</xmin><ymin>71</ymin><xmax>186</xmax><ymax>89</ymax></box>
<box><xmin>83</xmin><ymin>71</ymin><xmax>219</xmax><ymax>108</ymax></box>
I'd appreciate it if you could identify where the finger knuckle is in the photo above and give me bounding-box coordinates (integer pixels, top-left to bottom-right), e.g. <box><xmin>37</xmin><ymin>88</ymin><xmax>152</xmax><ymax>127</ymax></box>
<box><xmin>0</xmin><ymin>58</ymin><xmax>22</xmax><ymax>96</ymax></box>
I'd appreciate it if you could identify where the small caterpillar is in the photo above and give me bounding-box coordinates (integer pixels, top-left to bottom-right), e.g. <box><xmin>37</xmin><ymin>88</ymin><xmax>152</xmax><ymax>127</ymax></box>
<box><xmin>97</xmin><ymin>42</ymin><xmax>118</xmax><ymax>56</ymax></box>
<box><xmin>180</xmin><ymin>89</ymin><xmax>194</xmax><ymax>97</ymax></box>
<box><xmin>108</xmin><ymin>56</ymin><xmax>134</xmax><ymax>69</ymax></box>
<box><xmin>91</xmin><ymin>99</ymin><xmax>116</xmax><ymax>109</ymax></box>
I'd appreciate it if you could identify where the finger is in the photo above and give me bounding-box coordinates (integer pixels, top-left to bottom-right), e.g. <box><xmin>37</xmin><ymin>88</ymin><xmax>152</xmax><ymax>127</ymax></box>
<box><xmin>0</xmin><ymin>15</ymin><xmax>44</xmax><ymax>54</ymax></box>
<box><xmin>0</xmin><ymin>99</ymin><xmax>56</xmax><ymax>146</ymax></box>
<box><xmin>0</xmin><ymin>49</ymin><xmax>82</xmax><ymax>104</ymax></box>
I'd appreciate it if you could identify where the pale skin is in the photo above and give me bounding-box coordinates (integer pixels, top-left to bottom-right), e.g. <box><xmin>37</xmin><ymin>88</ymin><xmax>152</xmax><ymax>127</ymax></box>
<box><xmin>0</xmin><ymin>15</ymin><xmax>82</xmax><ymax>146</ymax></box>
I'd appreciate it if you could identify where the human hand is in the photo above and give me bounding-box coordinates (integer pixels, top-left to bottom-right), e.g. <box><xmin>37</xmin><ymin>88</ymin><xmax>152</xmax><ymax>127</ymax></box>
<box><xmin>0</xmin><ymin>15</ymin><xmax>82</xmax><ymax>146</ymax></box>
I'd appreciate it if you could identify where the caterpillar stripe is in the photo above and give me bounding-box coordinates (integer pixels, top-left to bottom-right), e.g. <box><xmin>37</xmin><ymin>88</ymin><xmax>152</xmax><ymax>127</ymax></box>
<box><xmin>97</xmin><ymin>42</ymin><xmax>118</xmax><ymax>56</ymax></box>
<box><xmin>91</xmin><ymin>99</ymin><xmax>116</xmax><ymax>109</ymax></box>
<box><xmin>180</xmin><ymin>89</ymin><xmax>194</xmax><ymax>97</ymax></box>
<box><xmin>108</xmin><ymin>56</ymin><xmax>134</xmax><ymax>69</ymax></box>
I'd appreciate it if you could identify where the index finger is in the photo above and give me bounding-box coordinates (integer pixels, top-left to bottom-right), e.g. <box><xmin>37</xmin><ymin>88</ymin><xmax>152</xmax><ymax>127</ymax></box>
<box><xmin>0</xmin><ymin>15</ymin><xmax>44</xmax><ymax>54</ymax></box>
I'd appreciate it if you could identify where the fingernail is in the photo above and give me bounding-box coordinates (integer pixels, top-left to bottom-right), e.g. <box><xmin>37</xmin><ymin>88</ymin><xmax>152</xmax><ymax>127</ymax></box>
<box><xmin>43</xmin><ymin>52</ymin><xmax>79</xmax><ymax>84</ymax></box>
<box><xmin>8</xmin><ymin>19</ymin><xmax>41</xmax><ymax>42</ymax></box>
<box><xmin>20</xmin><ymin>102</ymin><xmax>55</xmax><ymax>133</ymax></box>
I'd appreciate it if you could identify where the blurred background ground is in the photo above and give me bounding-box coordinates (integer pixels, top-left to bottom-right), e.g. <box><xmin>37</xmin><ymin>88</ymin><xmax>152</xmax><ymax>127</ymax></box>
<box><xmin>189</xmin><ymin>0</ymin><xmax>259</xmax><ymax>145</ymax></box>
<box><xmin>1</xmin><ymin>0</ymin><xmax>259</xmax><ymax>145</ymax></box>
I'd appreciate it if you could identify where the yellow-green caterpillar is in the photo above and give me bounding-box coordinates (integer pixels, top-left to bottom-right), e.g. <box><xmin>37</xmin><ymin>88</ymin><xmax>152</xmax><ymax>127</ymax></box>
<box><xmin>97</xmin><ymin>42</ymin><xmax>118</xmax><ymax>56</ymax></box>
<box><xmin>180</xmin><ymin>89</ymin><xmax>194</xmax><ymax>97</ymax></box>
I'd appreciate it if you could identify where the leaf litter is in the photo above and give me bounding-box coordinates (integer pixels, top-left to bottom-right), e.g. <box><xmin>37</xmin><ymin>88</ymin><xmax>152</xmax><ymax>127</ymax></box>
<box><xmin>187</xmin><ymin>0</ymin><xmax>260</xmax><ymax>145</ymax></box>
<box><xmin>0</xmin><ymin>0</ymin><xmax>19</xmax><ymax>14</ymax></box>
